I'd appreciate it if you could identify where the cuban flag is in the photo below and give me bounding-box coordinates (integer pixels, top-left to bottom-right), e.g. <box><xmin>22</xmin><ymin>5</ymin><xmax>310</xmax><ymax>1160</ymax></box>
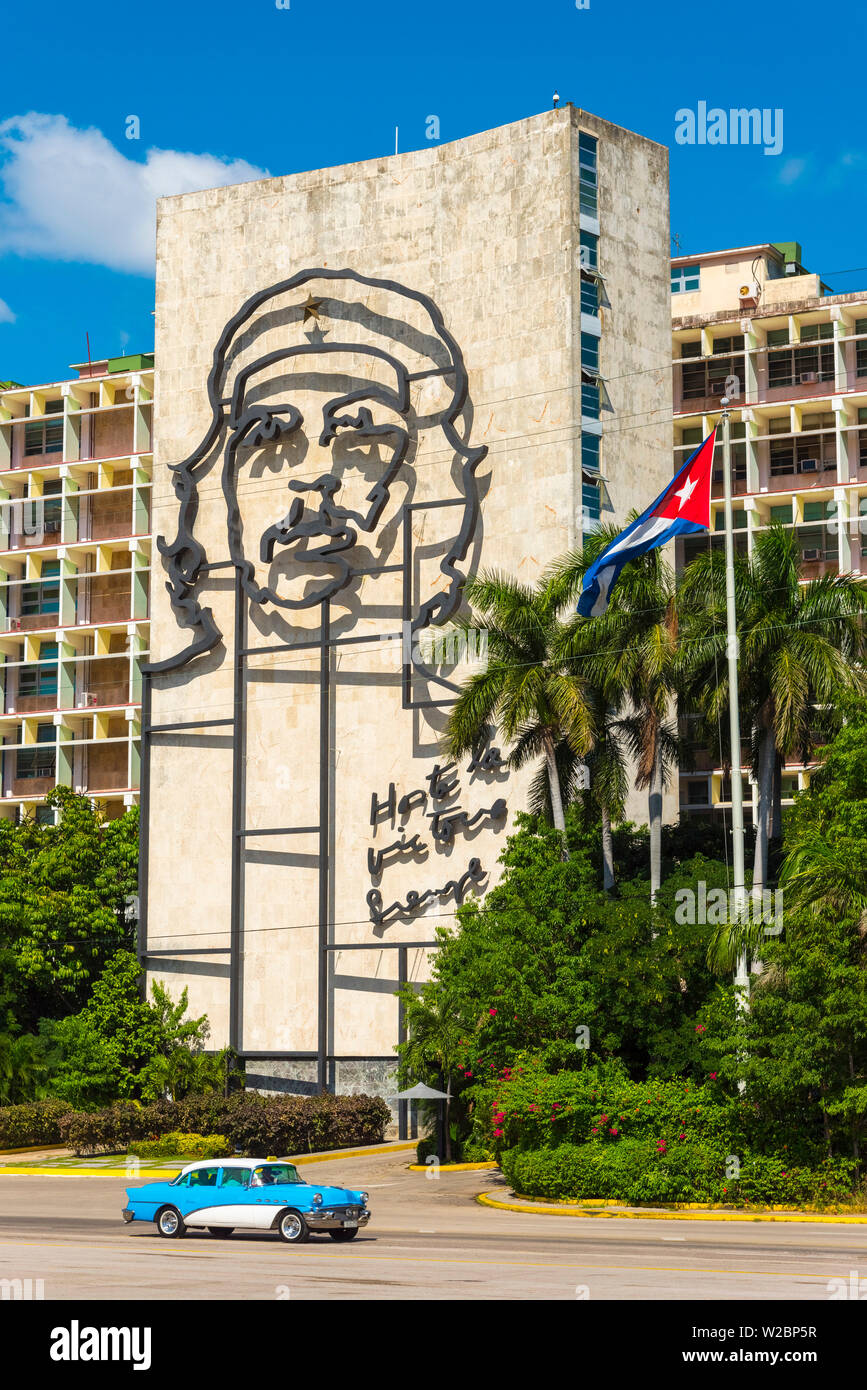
<box><xmin>577</xmin><ymin>428</ymin><xmax>717</xmax><ymax>617</ymax></box>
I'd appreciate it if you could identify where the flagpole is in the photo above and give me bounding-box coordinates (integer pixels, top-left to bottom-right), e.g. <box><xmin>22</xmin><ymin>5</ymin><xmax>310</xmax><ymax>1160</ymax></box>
<box><xmin>719</xmin><ymin>398</ymin><xmax>750</xmax><ymax>1023</ymax></box>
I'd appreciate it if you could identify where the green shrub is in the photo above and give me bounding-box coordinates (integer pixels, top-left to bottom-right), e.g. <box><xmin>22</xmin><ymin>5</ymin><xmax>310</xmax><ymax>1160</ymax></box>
<box><xmin>500</xmin><ymin>1142</ymin><xmax>858</xmax><ymax>1208</ymax></box>
<box><xmin>59</xmin><ymin>1093</ymin><xmax>391</xmax><ymax>1157</ymax></box>
<box><xmin>134</xmin><ymin>1132</ymin><xmax>232</xmax><ymax>1160</ymax></box>
<box><xmin>0</xmin><ymin>1098</ymin><xmax>71</xmax><ymax>1149</ymax></box>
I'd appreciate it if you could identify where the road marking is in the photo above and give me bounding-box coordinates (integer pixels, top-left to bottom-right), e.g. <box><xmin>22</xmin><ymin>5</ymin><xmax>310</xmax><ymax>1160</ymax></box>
<box><xmin>0</xmin><ymin>1239</ymin><xmax>844</xmax><ymax>1281</ymax></box>
<box><xmin>661</xmin><ymin>1237</ymin><xmax>686</xmax><ymax>1242</ymax></box>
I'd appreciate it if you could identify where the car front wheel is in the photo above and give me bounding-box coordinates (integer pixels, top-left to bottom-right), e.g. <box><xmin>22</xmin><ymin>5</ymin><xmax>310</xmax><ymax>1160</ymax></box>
<box><xmin>329</xmin><ymin>1228</ymin><xmax>358</xmax><ymax>1242</ymax></box>
<box><xmin>156</xmin><ymin>1206</ymin><xmax>186</xmax><ymax>1239</ymax></box>
<box><xmin>277</xmin><ymin>1210</ymin><xmax>310</xmax><ymax>1244</ymax></box>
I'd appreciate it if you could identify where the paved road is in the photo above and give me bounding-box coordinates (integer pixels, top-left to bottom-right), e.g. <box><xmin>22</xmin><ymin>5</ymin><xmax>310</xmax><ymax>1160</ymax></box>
<box><xmin>0</xmin><ymin>1152</ymin><xmax>864</xmax><ymax>1300</ymax></box>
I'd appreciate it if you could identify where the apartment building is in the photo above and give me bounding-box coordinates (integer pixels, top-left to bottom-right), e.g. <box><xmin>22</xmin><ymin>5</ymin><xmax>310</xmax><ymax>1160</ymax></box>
<box><xmin>0</xmin><ymin>355</ymin><xmax>152</xmax><ymax>823</ymax></box>
<box><xmin>671</xmin><ymin>242</ymin><xmax>867</xmax><ymax>820</ymax></box>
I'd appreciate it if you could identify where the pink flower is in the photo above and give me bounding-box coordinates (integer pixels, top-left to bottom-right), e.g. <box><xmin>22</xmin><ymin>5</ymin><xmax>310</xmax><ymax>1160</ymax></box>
<box><xmin>695</xmin><ymin>1024</ymin><xmax>706</xmax><ymax>1033</ymax></box>
<box><xmin>528</xmin><ymin>1103</ymin><xmax>539</xmax><ymax>1113</ymax></box>
<box><xmin>591</xmin><ymin>1127</ymin><xmax>599</xmax><ymax>1134</ymax></box>
<box><xmin>493</xmin><ymin>1127</ymin><xmax>503</xmax><ymax>1139</ymax></box>
<box><xmin>610</xmin><ymin>1127</ymin><xmax>619</xmax><ymax>1136</ymax></box>
<box><xmin>709</xmin><ymin>1072</ymin><xmax>717</xmax><ymax>1080</ymax></box>
<box><xmin>489</xmin><ymin>1008</ymin><xmax>497</xmax><ymax>1016</ymax></box>
<box><xmin>493</xmin><ymin>1112</ymin><xmax>505</xmax><ymax>1123</ymax></box>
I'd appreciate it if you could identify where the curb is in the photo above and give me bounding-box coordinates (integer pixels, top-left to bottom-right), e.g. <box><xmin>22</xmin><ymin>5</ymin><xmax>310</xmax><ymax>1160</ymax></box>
<box><xmin>475</xmin><ymin>1191</ymin><xmax>867</xmax><ymax>1225</ymax></box>
<box><xmin>408</xmin><ymin>1161</ymin><xmax>498</xmax><ymax>1172</ymax></box>
<box><xmin>0</xmin><ymin>1144</ymin><xmax>67</xmax><ymax>1157</ymax></box>
<box><xmin>0</xmin><ymin>1139</ymin><xmax>417</xmax><ymax>1179</ymax></box>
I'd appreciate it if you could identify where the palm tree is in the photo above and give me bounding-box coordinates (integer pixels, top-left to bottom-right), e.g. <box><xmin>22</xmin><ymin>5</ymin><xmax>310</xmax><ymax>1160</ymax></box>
<box><xmin>552</xmin><ymin>528</ymin><xmax>679</xmax><ymax>899</ymax></box>
<box><xmin>525</xmin><ymin>689</ymin><xmax>628</xmax><ymax>891</ymax></box>
<box><xmin>442</xmin><ymin>570</ymin><xmax>597</xmax><ymax>858</ymax></box>
<box><xmin>0</xmin><ymin>1033</ymin><xmax>52</xmax><ymax>1105</ymax></box>
<box><xmin>396</xmin><ymin>990</ymin><xmax>465</xmax><ymax>1161</ymax></box>
<box><xmin>678</xmin><ymin>525</ymin><xmax>867</xmax><ymax>903</ymax></box>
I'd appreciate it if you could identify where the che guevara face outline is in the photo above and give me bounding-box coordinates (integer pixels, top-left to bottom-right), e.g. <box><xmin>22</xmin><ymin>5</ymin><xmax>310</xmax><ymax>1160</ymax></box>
<box><xmin>221</xmin><ymin>344</ymin><xmax>413</xmax><ymax>612</ymax></box>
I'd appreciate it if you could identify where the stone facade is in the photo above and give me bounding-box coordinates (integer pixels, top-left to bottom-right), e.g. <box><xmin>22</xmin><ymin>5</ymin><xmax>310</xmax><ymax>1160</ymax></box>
<box><xmin>144</xmin><ymin>107</ymin><xmax>672</xmax><ymax>1092</ymax></box>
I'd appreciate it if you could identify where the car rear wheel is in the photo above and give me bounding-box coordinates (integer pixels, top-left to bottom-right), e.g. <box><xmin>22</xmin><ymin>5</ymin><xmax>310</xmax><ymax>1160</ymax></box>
<box><xmin>277</xmin><ymin>1210</ymin><xmax>310</xmax><ymax>1244</ymax></box>
<box><xmin>329</xmin><ymin>1228</ymin><xmax>358</xmax><ymax>1242</ymax></box>
<box><xmin>156</xmin><ymin>1206</ymin><xmax>186</xmax><ymax>1239</ymax></box>
<box><xmin>207</xmin><ymin>1227</ymin><xmax>234</xmax><ymax>1237</ymax></box>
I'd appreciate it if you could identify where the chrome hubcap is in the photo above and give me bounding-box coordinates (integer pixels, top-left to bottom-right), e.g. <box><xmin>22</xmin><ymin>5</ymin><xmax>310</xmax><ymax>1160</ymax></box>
<box><xmin>281</xmin><ymin>1214</ymin><xmax>302</xmax><ymax>1239</ymax></box>
<box><xmin>160</xmin><ymin>1210</ymin><xmax>178</xmax><ymax>1234</ymax></box>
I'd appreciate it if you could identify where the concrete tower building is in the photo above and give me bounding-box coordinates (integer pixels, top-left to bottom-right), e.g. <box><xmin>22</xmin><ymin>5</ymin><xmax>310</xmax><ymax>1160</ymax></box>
<box><xmin>141</xmin><ymin>107</ymin><xmax>671</xmax><ymax>1104</ymax></box>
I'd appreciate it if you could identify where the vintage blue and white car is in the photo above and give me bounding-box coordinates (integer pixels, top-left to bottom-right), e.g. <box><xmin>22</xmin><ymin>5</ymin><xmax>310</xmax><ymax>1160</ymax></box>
<box><xmin>122</xmin><ymin>1158</ymin><xmax>371</xmax><ymax>1244</ymax></box>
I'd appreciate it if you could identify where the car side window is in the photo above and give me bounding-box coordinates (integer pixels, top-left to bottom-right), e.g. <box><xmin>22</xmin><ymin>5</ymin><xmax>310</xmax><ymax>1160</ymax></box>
<box><xmin>170</xmin><ymin>1173</ymin><xmax>190</xmax><ymax>1188</ymax></box>
<box><xmin>187</xmin><ymin>1166</ymin><xmax>219</xmax><ymax>1188</ymax></box>
<box><xmin>219</xmin><ymin>1167</ymin><xmax>250</xmax><ymax>1189</ymax></box>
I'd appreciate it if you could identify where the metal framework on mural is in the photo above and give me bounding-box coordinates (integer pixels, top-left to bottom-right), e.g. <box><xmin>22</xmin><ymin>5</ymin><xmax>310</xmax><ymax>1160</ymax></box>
<box><xmin>138</xmin><ymin>270</ymin><xmax>489</xmax><ymax>1136</ymax></box>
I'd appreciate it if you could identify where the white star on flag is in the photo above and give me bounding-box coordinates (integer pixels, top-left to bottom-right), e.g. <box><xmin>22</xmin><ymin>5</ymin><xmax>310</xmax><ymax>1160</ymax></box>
<box><xmin>674</xmin><ymin>473</ymin><xmax>698</xmax><ymax>510</ymax></box>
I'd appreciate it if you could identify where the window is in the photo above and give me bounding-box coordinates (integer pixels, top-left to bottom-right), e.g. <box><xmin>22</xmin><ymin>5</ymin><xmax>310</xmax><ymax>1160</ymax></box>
<box><xmin>44</xmin><ymin>399</ymin><xmax>63</xmax><ymax>415</ymax></box>
<box><xmin>578</xmin><ymin>132</ymin><xmax>598</xmax><ymax>217</ymax></box>
<box><xmin>671</xmin><ymin>264</ymin><xmax>701</xmax><ymax>294</ymax></box>
<box><xmin>686</xmin><ymin>778</ymin><xmax>710</xmax><ymax>806</ymax></box>
<box><xmin>24</xmin><ymin>420</ymin><xmax>63</xmax><ymax>457</ymax></box>
<box><xmin>582</xmin><ymin>432</ymin><xmax>600</xmax><ymax>474</ymax></box>
<box><xmin>860</xmin><ymin>407</ymin><xmax>867</xmax><ymax>468</ymax></box>
<box><xmin>769</xmin><ymin>504</ymin><xmax>792</xmax><ymax>525</ymax></box>
<box><xmin>768</xmin><ymin>322</ymin><xmax>833</xmax><ymax>389</ymax></box>
<box><xmin>18</xmin><ymin>642</ymin><xmax>58</xmax><ymax>699</ymax></box>
<box><xmin>40</xmin><ymin>481</ymin><xmax>62</xmax><ymax>536</ymax></box>
<box><xmin>581</xmin><ymin>381</ymin><xmax>599</xmax><ymax>419</ymax></box>
<box><xmin>187</xmin><ymin>1166</ymin><xmax>219</xmax><ymax>1188</ymax></box>
<box><xmin>681</xmin><ymin>336</ymin><xmax>743</xmax><ymax>400</ymax></box>
<box><xmin>21</xmin><ymin>561</ymin><xmax>60</xmax><ymax>618</ymax></box>
<box><xmin>581</xmin><ymin>332</ymin><xmax>599</xmax><ymax>374</ymax></box>
<box><xmin>803</xmin><ymin>500</ymin><xmax>830</xmax><ymax>523</ymax></box>
<box><xmin>582</xmin><ymin>480</ymin><xmax>601</xmax><ymax>522</ymax></box>
<box><xmin>580</xmin><ymin>277</ymin><xmax>599</xmax><ymax>318</ymax></box>
<box><xmin>579</xmin><ymin>230</ymin><xmax>598</xmax><ymax>270</ymax></box>
<box><xmin>856</xmin><ymin>320</ymin><xmax>867</xmax><ymax>378</ymax></box>
<box><xmin>218</xmin><ymin>1167</ymin><xmax>250</xmax><ymax>1189</ymax></box>
<box><xmin>16</xmin><ymin>725</ymin><xmax>55</xmax><ymax>780</ymax></box>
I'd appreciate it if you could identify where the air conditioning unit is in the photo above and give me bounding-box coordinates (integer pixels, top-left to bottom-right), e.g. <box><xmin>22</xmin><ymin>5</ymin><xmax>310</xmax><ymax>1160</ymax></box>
<box><xmin>798</xmin><ymin>458</ymin><xmax>819</xmax><ymax>473</ymax></box>
<box><xmin>77</xmin><ymin>692</ymin><xmax>98</xmax><ymax>708</ymax></box>
<box><xmin>802</xmin><ymin>548</ymin><xmax>822</xmax><ymax>561</ymax></box>
<box><xmin>799</xmin><ymin>371</ymin><xmax>818</xmax><ymax>384</ymax></box>
<box><xmin>738</xmin><ymin>281</ymin><xmax>760</xmax><ymax>306</ymax></box>
<box><xmin>6</xmin><ymin>618</ymin><xmax>21</xmax><ymax>631</ymax></box>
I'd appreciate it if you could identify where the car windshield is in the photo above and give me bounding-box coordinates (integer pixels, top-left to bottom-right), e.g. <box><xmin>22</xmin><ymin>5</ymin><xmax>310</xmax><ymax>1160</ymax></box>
<box><xmin>250</xmin><ymin>1163</ymin><xmax>300</xmax><ymax>1186</ymax></box>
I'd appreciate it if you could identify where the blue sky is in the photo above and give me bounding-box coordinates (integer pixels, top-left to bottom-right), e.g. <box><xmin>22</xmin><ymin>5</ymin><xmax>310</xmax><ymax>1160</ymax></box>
<box><xmin>1</xmin><ymin>0</ymin><xmax>865</xmax><ymax>385</ymax></box>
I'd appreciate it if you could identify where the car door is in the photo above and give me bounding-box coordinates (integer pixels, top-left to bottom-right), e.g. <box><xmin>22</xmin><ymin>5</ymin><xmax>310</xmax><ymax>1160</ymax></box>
<box><xmin>213</xmin><ymin>1166</ymin><xmax>274</xmax><ymax>1229</ymax></box>
<box><xmin>178</xmin><ymin>1165</ymin><xmax>224</xmax><ymax>1227</ymax></box>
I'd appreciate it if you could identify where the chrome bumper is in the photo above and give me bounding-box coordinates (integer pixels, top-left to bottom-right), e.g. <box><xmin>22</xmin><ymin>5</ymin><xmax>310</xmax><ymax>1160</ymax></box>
<box><xmin>304</xmin><ymin>1208</ymin><xmax>371</xmax><ymax>1230</ymax></box>
<box><xmin>121</xmin><ymin>1207</ymin><xmax>134</xmax><ymax>1223</ymax></box>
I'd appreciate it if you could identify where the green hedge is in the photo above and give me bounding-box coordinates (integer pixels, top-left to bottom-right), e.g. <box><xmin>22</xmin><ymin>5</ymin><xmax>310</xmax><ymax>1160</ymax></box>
<box><xmin>135</xmin><ymin>1132</ymin><xmax>233</xmax><ymax>1160</ymax></box>
<box><xmin>500</xmin><ymin>1142</ymin><xmax>858</xmax><ymax>1208</ymax></box>
<box><xmin>58</xmin><ymin>1093</ymin><xmax>392</xmax><ymax>1157</ymax></box>
<box><xmin>0</xmin><ymin>1099</ymin><xmax>70</xmax><ymax>1150</ymax></box>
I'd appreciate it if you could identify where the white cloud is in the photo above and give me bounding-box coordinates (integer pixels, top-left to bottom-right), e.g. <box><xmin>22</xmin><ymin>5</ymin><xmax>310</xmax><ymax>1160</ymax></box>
<box><xmin>777</xmin><ymin>157</ymin><xmax>807</xmax><ymax>187</ymax></box>
<box><xmin>0</xmin><ymin>298</ymin><xmax>15</xmax><ymax>323</ymax></box>
<box><xmin>0</xmin><ymin>114</ymin><xmax>268</xmax><ymax>276</ymax></box>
